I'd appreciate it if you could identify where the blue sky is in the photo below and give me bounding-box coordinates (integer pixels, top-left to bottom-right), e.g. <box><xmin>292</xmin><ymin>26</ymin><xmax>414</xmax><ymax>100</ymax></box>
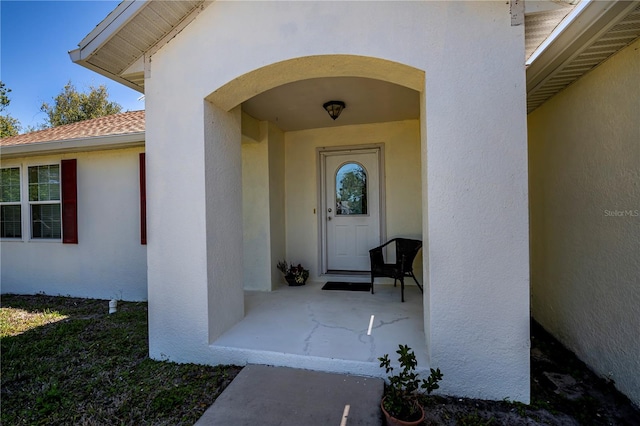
<box><xmin>1</xmin><ymin>1</ymin><xmax>144</xmax><ymax>131</ymax></box>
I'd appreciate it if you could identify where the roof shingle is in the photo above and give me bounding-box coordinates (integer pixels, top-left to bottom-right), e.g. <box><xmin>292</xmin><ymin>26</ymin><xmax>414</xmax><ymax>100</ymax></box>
<box><xmin>0</xmin><ymin>110</ymin><xmax>145</xmax><ymax>147</ymax></box>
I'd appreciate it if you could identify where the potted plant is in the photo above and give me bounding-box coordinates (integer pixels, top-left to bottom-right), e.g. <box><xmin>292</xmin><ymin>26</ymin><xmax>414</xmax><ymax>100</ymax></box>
<box><xmin>276</xmin><ymin>260</ymin><xmax>309</xmax><ymax>286</ymax></box>
<box><xmin>378</xmin><ymin>344</ymin><xmax>443</xmax><ymax>426</ymax></box>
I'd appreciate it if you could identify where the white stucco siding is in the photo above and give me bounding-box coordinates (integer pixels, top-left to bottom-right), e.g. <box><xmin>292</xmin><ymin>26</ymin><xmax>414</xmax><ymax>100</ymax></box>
<box><xmin>0</xmin><ymin>147</ymin><xmax>147</xmax><ymax>301</ymax></box>
<box><xmin>204</xmin><ymin>104</ymin><xmax>245</xmax><ymax>345</ymax></box>
<box><xmin>152</xmin><ymin>1</ymin><xmax>510</xmax><ymax>107</ymax></box>
<box><xmin>242</xmin><ymin>122</ymin><xmax>287</xmax><ymax>291</ymax></box>
<box><xmin>267</xmin><ymin>124</ymin><xmax>286</xmax><ymax>289</ymax></box>
<box><xmin>242</xmin><ymin>127</ymin><xmax>272</xmax><ymax>291</ymax></box>
<box><xmin>145</xmin><ymin>0</ymin><xmax>529</xmax><ymax>401</ymax></box>
<box><xmin>144</xmin><ymin>85</ymin><xmax>213</xmax><ymax>363</ymax></box>
<box><xmin>529</xmin><ymin>38</ymin><xmax>640</xmax><ymax>406</ymax></box>
<box><xmin>145</xmin><ymin>73</ymin><xmax>244</xmax><ymax>363</ymax></box>
<box><xmin>418</xmin><ymin>6</ymin><xmax>530</xmax><ymax>403</ymax></box>
<box><xmin>285</xmin><ymin>120</ymin><xmax>422</xmax><ymax>280</ymax></box>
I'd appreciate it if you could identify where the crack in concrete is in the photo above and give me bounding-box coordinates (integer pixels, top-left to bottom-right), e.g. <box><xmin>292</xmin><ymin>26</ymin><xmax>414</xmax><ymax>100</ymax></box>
<box><xmin>303</xmin><ymin>302</ymin><xmax>414</xmax><ymax>361</ymax></box>
<box><xmin>303</xmin><ymin>302</ymin><xmax>411</xmax><ymax>361</ymax></box>
<box><xmin>303</xmin><ymin>321</ymin><xmax>321</xmax><ymax>355</ymax></box>
<box><xmin>303</xmin><ymin>303</ymin><xmax>320</xmax><ymax>354</ymax></box>
<box><xmin>356</xmin><ymin>333</ymin><xmax>378</xmax><ymax>362</ymax></box>
<box><xmin>373</xmin><ymin>316</ymin><xmax>410</xmax><ymax>329</ymax></box>
<box><xmin>309</xmin><ymin>317</ymin><xmax>362</xmax><ymax>333</ymax></box>
<box><xmin>362</xmin><ymin>317</ymin><xmax>408</xmax><ymax>362</ymax></box>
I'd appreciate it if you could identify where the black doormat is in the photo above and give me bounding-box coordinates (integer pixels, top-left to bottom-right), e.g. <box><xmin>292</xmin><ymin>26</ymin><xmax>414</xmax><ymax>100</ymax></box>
<box><xmin>321</xmin><ymin>282</ymin><xmax>371</xmax><ymax>292</ymax></box>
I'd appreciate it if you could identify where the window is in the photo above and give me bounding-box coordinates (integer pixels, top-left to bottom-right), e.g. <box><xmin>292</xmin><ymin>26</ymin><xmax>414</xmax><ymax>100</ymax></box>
<box><xmin>336</xmin><ymin>162</ymin><xmax>367</xmax><ymax>215</ymax></box>
<box><xmin>0</xmin><ymin>167</ymin><xmax>22</xmax><ymax>238</ymax></box>
<box><xmin>28</xmin><ymin>164</ymin><xmax>62</xmax><ymax>239</ymax></box>
<box><xmin>1</xmin><ymin>160</ymin><xmax>77</xmax><ymax>243</ymax></box>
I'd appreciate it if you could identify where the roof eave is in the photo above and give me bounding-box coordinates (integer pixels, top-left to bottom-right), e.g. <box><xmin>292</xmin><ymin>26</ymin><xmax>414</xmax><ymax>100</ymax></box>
<box><xmin>69</xmin><ymin>0</ymin><xmax>149</xmax><ymax>93</ymax></box>
<box><xmin>527</xmin><ymin>0</ymin><xmax>640</xmax><ymax>94</ymax></box>
<box><xmin>0</xmin><ymin>132</ymin><xmax>145</xmax><ymax>159</ymax></box>
<box><xmin>73</xmin><ymin>0</ymin><xmax>148</xmax><ymax>62</ymax></box>
<box><xmin>69</xmin><ymin>49</ymin><xmax>144</xmax><ymax>93</ymax></box>
<box><xmin>70</xmin><ymin>1</ymin><xmax>209</xmax><ymax>93</ymax></box>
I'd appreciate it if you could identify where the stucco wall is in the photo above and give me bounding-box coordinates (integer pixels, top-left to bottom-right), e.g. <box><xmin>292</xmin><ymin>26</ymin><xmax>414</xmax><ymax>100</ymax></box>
<box><xmin>418</xmin><ymin>3</ymin><xmax>530</xmax><ymax>403</ymax></box>
<box><xmin>267</xmin><ymin>124</ymin><xmax>286</xmax><ymax>289</ymax></box>
<box><xmin>145</xmin><ymin>0</ymin><xmax>529</xmax><ymax>401</ymax></box>
<box><xmin>204</xmin><ymin>104</ymin><xmax>245</xmax><ymax>345</ymax></box>
<box><xmin>242</xmin><ymin>129</ymin><xmax>272</xmax><ymax>291</ymax></box>
<box><xmin>242</xmin><ymin>121</ymin><xmax>286</xmax><ymax>291</ymax></box>
<box><xmin>0</xmin><ymin>147</ymin><xmax>147</xmax><ymax>301</ymax></box>
<box><xmin>529</xmin><ymin>38</ymin><xmax>640</xmax><ymax>406</ymax></box>
<box><xmin>285</xmin><ymin>120</ymin><xmax>423</xmax><ymax>280</ymax></box>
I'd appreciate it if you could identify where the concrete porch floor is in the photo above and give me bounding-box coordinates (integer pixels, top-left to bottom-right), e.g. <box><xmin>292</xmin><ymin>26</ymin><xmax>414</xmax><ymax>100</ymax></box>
<box><xmin>210</xmin><ymin>281</ymin><xmax>428</xmax><ymax>378</ymax></box>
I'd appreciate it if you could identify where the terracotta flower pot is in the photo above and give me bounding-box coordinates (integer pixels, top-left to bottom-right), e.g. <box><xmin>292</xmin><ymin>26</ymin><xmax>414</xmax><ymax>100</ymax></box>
<box><xmin>381</xmin><ymin>398</ymin><xmax>425</xmax><ymax>426</ymax></box>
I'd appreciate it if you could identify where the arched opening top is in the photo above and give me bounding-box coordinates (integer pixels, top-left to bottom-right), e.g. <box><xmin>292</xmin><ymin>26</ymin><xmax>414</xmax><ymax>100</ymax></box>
<box><xmin>206</xmin><ymin>55</ymin><xmax>425</xmax><ymax>112</ymax></box>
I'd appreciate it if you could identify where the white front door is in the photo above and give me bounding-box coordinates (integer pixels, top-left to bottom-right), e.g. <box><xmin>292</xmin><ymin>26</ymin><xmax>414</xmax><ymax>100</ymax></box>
<box><xmin>323</xmin><ymin>149</ymin><xmax>381</xmax><ymax>272</ymax></box>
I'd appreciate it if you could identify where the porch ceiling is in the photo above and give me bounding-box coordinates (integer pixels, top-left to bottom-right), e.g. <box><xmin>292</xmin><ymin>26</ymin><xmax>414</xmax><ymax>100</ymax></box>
<box><xmin>242</xmin><ymin>77</ymin><xmax>420</xmax><ymax>132</ymax></box>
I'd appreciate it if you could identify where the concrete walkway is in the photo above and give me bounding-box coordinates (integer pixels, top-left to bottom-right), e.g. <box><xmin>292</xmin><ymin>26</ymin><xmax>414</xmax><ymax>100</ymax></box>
<box><xmin>195</xmin><ymin>364</ymin><xmax>384</xmax><ymax>426</ymax></box>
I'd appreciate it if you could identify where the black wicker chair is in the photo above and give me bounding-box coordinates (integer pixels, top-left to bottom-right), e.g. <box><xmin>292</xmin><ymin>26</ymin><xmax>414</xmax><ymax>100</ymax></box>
<box><xmin>369</xmin><ymin>238</ymin><xmax>423</xmax><ymax>302</ymax></box>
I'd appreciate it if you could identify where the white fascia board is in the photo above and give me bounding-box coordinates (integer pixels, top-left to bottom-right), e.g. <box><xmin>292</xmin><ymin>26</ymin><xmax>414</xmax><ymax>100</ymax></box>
<box><xmin>527</xmin><ymin>0</ymin><xmax>640</xmax><ymax>92</ymax></box>
<box><xmin>0</xmin><ymin>133</ymin><xmax>145</xmax><ymax>159</ymax></box>
<box><xmin>68</xmin><ymin>53</ymin><xmax>144</xmax><ymax>93</ymax></box>
<box><xmin>69</xmin><ymin>0</ymin><xmax>149</xmax><ymax>93</ymax></box>
<box><xmin>73</xmin><ymin>0</ymin><xmax>148</xmax><ymax>62</ymax></box>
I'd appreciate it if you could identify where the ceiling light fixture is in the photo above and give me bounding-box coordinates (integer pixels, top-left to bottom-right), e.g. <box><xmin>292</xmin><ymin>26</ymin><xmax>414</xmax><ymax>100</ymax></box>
<box><xmin>323</xmin><ymin>100</ymin><xmax>346</xmax><ymax>120</ymax></box>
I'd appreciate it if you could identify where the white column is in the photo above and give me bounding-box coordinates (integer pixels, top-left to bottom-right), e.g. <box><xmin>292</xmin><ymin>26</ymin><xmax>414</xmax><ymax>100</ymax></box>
<box><xmin>422</xmin><ymin>5</ymin><xmax>531</xmax><ymax>402</ymax></box>
<box><xmin>146</xmin><ymin>98</ymin><xmax>244</xmax><ymax>364</ymax></box>
<box><xmin>146</xmin><ymin>99</ymin><xmax>212</xmax><ymax>364</ymax></box>
<box><xmin>204</xmin><ymin>102</ymin><xmax>244</xmax><ymax>342</ymax></box>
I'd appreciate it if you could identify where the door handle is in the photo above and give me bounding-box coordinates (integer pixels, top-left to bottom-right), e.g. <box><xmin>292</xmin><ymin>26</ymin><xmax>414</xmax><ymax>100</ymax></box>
<box><xmin>328</xmin><ymin>216</ymin><xmax>332</xmax><ymax>221</ymax></box>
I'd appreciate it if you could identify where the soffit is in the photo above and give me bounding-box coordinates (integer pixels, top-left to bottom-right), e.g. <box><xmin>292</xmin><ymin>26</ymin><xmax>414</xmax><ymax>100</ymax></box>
<box><xmin>525</xmin><ymin>3</ymin><xmax>578</xmax><ymax>60</ymax></box>
<box><xmin>527</xmin><ymin>1</ymin><xmax>640</xmax><ymax>113</ymax></box>
<box><xmin>70</xmin><ymin>0</ymin><xmax>208</xmax><ymax>92</ymax></box>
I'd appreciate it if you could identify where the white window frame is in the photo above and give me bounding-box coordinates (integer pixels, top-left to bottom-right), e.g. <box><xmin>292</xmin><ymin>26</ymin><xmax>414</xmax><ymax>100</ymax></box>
<box><xmin>26</xmin><ymin>162</ymin><xmax>62</xmax><ymax>241</ymax></box>
<box><xmin>0</xmin><ymin>165</ymin><xmax>23</xmax><ymax>240</ymax></box>
<box><xmin>0</xmin><ymin>161</ymin><xmax>64</xmax><ymax>242</ymax></box>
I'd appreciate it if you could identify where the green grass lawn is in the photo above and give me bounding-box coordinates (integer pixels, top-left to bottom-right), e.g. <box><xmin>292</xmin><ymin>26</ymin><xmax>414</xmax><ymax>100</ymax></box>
<box><xmin>3</xmin><ymin>294</ymin><xmax>638</xmax><ymax>426</ymax></box>
<box><xmin>0</xmin><ymin>294</ymin><xmax>241</xmax><ymax>425</ymax></box>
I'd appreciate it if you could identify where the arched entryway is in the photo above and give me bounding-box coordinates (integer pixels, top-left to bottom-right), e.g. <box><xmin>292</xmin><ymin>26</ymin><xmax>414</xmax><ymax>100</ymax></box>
<box><xmin>205</xmin><ymin>54</ymin><xmax>426</xmax><ymax>287</ymax></box>
<box><xmin>202</xmin><ymin>54</ymin><xmax>428</xmax><ymax>375</ymax></box>
<box><xmin>143</xmin><ymin>1</ymin><xmax>531</xmax><ymax>403</ymax></box>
